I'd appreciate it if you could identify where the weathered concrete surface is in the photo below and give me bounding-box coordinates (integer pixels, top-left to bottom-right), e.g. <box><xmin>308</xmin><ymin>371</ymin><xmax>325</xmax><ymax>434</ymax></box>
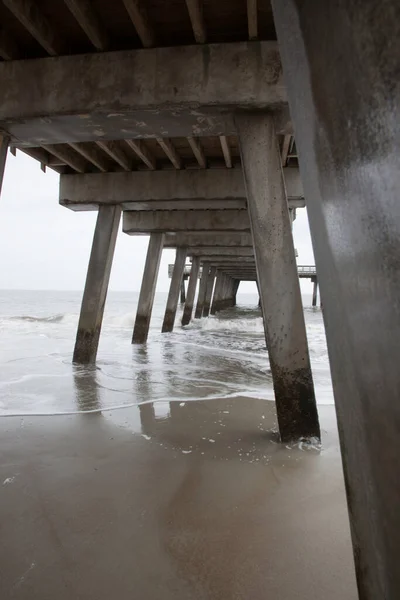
<box><xmin>164</xmin><ymin>232</ymin><xmax>254</xmax><ymax>249</ymax></box>
<box><xmin>0</xmin><ymin>134</ymin><xmax>9</xmax><ymax>196</ymax></box>
<box><xmin>195</xmin><ymin>261</ymin><xmax>210</xmax><ymax>318</ymax></box>
<box><xmin>188</xmin><ymin>247</ymin><xmax>254</xmax><ymax>257</ymax></box>
<box><xmin>182</xmin><ymin>256</ymin><xmax>200</xmax><ymax>326</ymax></box>
<box><xmin>0</xmin><ymin>403</ymin><xmax>357</xmax><ymax>600</ymax></box>
<box><xmin>73</xmin><ymin>205</ymin><xmax>121</xmax><ymax>364</ymax></box>
<box><xmin>180</xmin><ymin>279</ymin><xmax>186</xmax><ymax>304</ymax></box>
<box><xmin>203</xmin><ymin>266</ymin><xmax>216</xmax><ymax>317</ymax></box>
<box><xmin>132</xmin><ymin>233</ymin><xmax>164</xmax><ymax>344</ymax></box>
<box><xmin>237</xmin><ymin>113</ymin><xmax>320</xmax><ymax>443</ymax></box>
<box><xmin>210</xmin><ymin>273</ymin><xmax>224</xmax><ymax>315</ymax></box>
<box><xmin>202</xmin><ymin>255</ymin><xmax>255</xmax><ymax>263</ymax></box>
<box><xmin>0</xmin><ymin>42</ymin><xmax>286</xmax><ymax>145</ymax></box>
<box><xmin>272</xmin><ymin>1</ymin><xmax>400</xmax><ymax>596</ymax></box>
<box><xmin>162</xmin><ymin>247</ymin><xmax>187</xmax><ymax>333</ymax></box>
<box><xmin>60</xmin><ymin>168</ymin><xmax>305</xmax><ymax>210</ymax></box>
<box><xmin>312</xmin><ymin>279</ymin><xmax>318</xmax><ymax>308</ymax></box>
<box><xmin>123</xmin><ymin>210</ymin><xmax>251</xmax><ymax>234</ymax></box>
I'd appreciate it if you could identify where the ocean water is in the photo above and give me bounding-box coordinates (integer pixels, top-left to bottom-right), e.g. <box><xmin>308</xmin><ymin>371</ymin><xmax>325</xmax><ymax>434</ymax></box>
<box><xmin>0</xmin><ymin>290</ymin><xmax>333</xmax><ymax>416</ymax></box>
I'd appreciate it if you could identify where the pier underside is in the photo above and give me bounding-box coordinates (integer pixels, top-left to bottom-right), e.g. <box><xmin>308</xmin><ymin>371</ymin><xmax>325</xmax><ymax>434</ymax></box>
<box><xmin>0</xmin><ymin>0</ymin><xmax>399</xmax><ymax>596</ymax></box>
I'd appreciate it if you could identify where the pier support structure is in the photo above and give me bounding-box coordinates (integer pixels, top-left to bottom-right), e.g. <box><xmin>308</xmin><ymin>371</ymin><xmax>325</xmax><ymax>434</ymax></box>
<box><xmin>162</xmin><ymin>247</ymin><xmax>187</xmax><ymax>333</ymax></box>
<box><xmin>203</xmin><ymin>266</ymin><xmax>216</xmax><ymax>318</ymax></box>
<box><xmin>272</xmin><ymin>0</ymin><xmax>400</xmax><ymax>595</ymax></box>
<box><xmin>236</xmin><ymin>113</ymin><xmax>320</xmax><ymax>443</ymax></box>
<box><xmin>210</xmin><ymin>272</ymin><xmax>224</xmax><ymax>315</ymax></box>
<box><xmin>180</xmin><ymin>279</ymin><xmax>186</xmax><ymax>304</ymax></box>
<box><xmin>0</xmin><ymin>135</ymin><xmax>9</xmax><ymax>197</ymax></box>
<box><xmin>182</xmin><ymin>256</ymin><xmax>200</xmax><ymax>326</ymax></box>
<box><xmin>195</xmin><ymin>261</ymin><xmax>210</xmax><ymax>319</ymax></box>
<box><xmin>132</xmin><ymin>233</ymin><xmax>164</xmax><ymax>344</ymax></box>
<box><xmin>312</xmin><ymin>278</ymin><xmax>318</xmax><ymax>308</ymax></box>
<box><xmin>73</xmin><ymin>205</ymin><xmax>121</xmax><ymax>364</ymax></box>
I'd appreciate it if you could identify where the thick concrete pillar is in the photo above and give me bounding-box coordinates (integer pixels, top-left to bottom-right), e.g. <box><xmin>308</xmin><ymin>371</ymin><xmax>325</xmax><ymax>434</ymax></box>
<box><xmin>232</xmin><ymin>278</ymin><xmax>240</xmax><ymax>306</ymax></box>
<box><xmin>272</xmin><ymin>1</ymin><xmax>400</xmax><ymax>596</ymax></box>
<box><xmin>162</xmin><ymin>247</ymin><xmax>187</xmax><ymax>333</ymax></box>
<box><xmin>203</xmin><ymin>266</ymin><xmax>216</xmax><ymax>317</ymax></box>
<box><xmin>236</xmin><ymin>113</ymin><xmax>320</xmax><ymax>443</ymax></box>
<box><xmin>222</xmin><ymin>276</ymin><xmax>235</xmax><ymax>309</ymax></box>
<box><xmin>195</xmin><ymin>261</ymin><xmax>210</xmax><ymax>318</ymax></box>
<box><xmin>210</xmin><ymin>272</ymin><xmax>224</xmax><ymax>315</ymax></box>
<box><xmin>0</xmin><ymin>135</ymin><xmax>9</xmax><ymax>197</ymax></box>
<box><xmin>73</xmin><ymin>205</ymin><xmax>121</xmax><ymax>364</ymax></box>
<box><xmin>312</xmin><ymin>279</ymin><xmax>318</xmax><ymax>308</ymax></box>
<box><xmin>180</xmin><ymin>279</ymin><xmax>186</xmax><ymax>304</ymax></box>
<box><xmin>132</xmin><ymin>233</ymin><xmax>164</xmax><ymax>344</ymax></box>
<box><xmin>181</xmin><ymin>256</ymin><xmax>200</xmax><ymax>326</ymax></box>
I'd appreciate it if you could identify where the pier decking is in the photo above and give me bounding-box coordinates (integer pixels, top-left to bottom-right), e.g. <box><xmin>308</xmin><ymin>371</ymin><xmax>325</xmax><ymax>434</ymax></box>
<box><xmin>0</xmin><ymin>1</ymin><xmax>399</xmax><ymax>596</ymax></box>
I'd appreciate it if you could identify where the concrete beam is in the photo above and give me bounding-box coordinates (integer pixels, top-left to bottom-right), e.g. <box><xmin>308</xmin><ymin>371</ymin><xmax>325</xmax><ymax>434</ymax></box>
<box><xmin>0</xmin><ymin>42</ymin><xmax>286</xmax><ymax>145</ymax></box>
<box><xmin>205</xmin><ymin>256</ymin><xmax>255</xmax><ymax>263</ymax></box>
<box><xmin>272</xmin><ymin>0</ymin><xmax>400</xmax><ymax>594</ymax></box>
<box><xmin>123</xmin><ymin>210</ymin><xmax>251</xmax><ymax>234</ymax></box>
<box><xmin>164</xmin><ymin>232</ymin><xmax>254</xmax><ymax>248</ymax></box>
<box><xmin>203</xmin><ymin>266</ymin><xmax>216</xmax><ymax>317</ymax></box>
<box><xmin>182</xmin><ymin>256</ymin><xmax>200</xmax><ymax>326</ymax></box>
<box><xmin>162</xmin><ymin>247</ymin><xmax>187</xmax><ymax>333</ymax></box>
<box><xmin>237</xmin><ymin>112</ymin><xmax>320</xmax><ymax>443</ymax></box>
<box><xmin>187</xmin><ymin>247</ymin><xmax>254</xmax><ymax>257</ymax></box>
<box><xmin>132</xmin><ymin>233</ymin><xmax>164</xmax><ymax>343</ymax></box>
<box><xmin>195</xmin><ymin>261</ymin><xmax>210</xmax><ymax>318</ymax></box>
<box><xmin>60</xmin><ymin>168</ymin><xmax>305</xmax><ymax>210</ymax></box>
<box><xmin>122</xmin><ymin>199</ymin><xmax>247</xmax><ymax>211</ymax></box>
<box><xmin>73</xmin><ymin>205</ymin><xmax>121</xmax><ymax>364</ymax></box>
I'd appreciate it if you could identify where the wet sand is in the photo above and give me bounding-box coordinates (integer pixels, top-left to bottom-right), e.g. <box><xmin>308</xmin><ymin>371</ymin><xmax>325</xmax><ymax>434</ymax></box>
<box><xmin>0</xmin><ymin>398</ymin><xmax>357</xmax><ymax>599</ymax></box>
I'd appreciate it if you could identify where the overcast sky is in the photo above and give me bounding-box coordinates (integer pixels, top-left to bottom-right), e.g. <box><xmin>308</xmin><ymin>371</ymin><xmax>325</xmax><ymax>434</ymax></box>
<box><xmin>0</xmin><ymin>151</ymin><xmax>315</xmax><ymax>293</ymax></box>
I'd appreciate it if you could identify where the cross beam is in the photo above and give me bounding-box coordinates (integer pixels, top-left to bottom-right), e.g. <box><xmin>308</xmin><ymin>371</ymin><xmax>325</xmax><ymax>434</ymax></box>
<box><xmin>0</xmin><ymin>41</ymin><xmax>286</xmax><ymax>145</ymax></box>
<box><xmin>60</xmin><ymin>168</ymin><xmax>305</xmax><ymax>210</ymax></box>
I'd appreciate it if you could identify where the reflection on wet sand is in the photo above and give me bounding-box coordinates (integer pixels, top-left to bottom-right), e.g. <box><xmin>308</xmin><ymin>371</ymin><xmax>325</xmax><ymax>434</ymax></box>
<box><xmin>0</xmin><ymin>399</ymin><xmax>357</xmax><ymax>600</ymax></box>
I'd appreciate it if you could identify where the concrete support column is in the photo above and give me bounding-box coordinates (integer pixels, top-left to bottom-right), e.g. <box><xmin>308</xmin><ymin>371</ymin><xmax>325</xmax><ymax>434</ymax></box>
<box><xmin>195</xmin><ymin>261</ymin><xmax>210</xmax><ymax>318</ymax></box>
<box><xmin>222</xmin><ymin>276</ymin><xmax>235</xmax><ymax>309</ymax></box>
<box><xmin>132</xmin><ymin>233</ymin><xmax>164</xmax><ymax>344</ymax></box>
<box><xmin>272</xmin><ymin>2</ymin><xmax>400</xmax><ymax>595</ymax></box>
<box><xmin>236</xmin><ymin>113</ymin><xmax>320</xmax><ymax>443</ymax></box>
<box><xmin>0</xmin><ymin>135</ymin><xmax>10</xmax><ymax>197</ymax></box>
<box><xmin>210</xmin><ymin>272</ymin><xmax>223</xmax><ymax>315</ymax></box>
<box><xmin>180</xmin><ymin>279</ymin><xmax>186</xmax><ymax>304</ymax></box>
<box><xmin>73</xmin><ymin>205</ymin><xmax>121</xmax><ymax>364</ymax></box>
<box><xmin>203</xmin><ymin>266</ymin><xmax>216</xmax><ymax>318</ymax></box>
<box><xmin>162</xmin><ymin>247</ymin><xmax>187</xmax><ymax>333</ymax></box>
<box><xmin>232</xmin><ymin>279</ymin><xmax>240</xmax><ymax>306</ymax></box>
<box><xmin>312</xmin><ymin>279</ymin><xmax>318</xmax><ymax>308</ymax></box>
<box><xmin>182</xmin><ymin>256</ymin><xmax>200</xmax><ymax>326</ymax></box>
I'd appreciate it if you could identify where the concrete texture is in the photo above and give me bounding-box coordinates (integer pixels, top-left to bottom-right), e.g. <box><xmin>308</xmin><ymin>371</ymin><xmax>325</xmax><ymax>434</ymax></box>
<box><xmin>123</xmin><ymin>210</ymin><xmax>251</xmax><ymax>234</ymax></box>
<box><xmin>163</xmin><ymin>233</ymin><xmax>254</xmax><ymax>248</ymax></box>
<box><xmin>0</xmin><ymin>401</ymin><xmax>358</xmax><ymax>600</ymax></box>
<box><xmin>237</xmin><ymin>113</ymin><xmax>320</xmax><ymax>443</ymax></box>
<box><xmin>60</xmin><ymin>168</ymin><xmax>305</xmax><ymax>210</ymax></box>
<box><xmin>162</xmin><ymin>247</ymin><xmax>187</xmax><ymax>333</ymax></box>
<box><xmin>132</xmin><ymin>233</ymin><xmax>164</xmax><ymax>344</ymax></box>
<box><xmin>203</xmin><ymin>266</ymin><xmax>216</xmax><ymax>318</ymax></box>
<box><xmin>182</xmin><ymin>256</ymin><xmax>200</xmax><ymax>326</ymax></box>
<box><xmin>0</xmin><ymin>42</ymin><xmax>286</xmax><ymax>145</ymax></box>
<box><xmin>271</xmin><ymin>0</ymin><xmax>400</xmax><ymax>596</ymax></box>
<box><xmin>73</xmin><ymin>205</ymin><xmax>121</xmax><ymax>364</ymax></box>
<box><xmin>195</xmin><ymin>261</ymin><xmax>209</xmax><ymax>319</ymax></box>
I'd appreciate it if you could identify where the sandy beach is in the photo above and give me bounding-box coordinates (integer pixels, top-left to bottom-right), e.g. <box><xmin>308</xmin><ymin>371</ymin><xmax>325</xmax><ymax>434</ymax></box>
<box><xmin>0</xmin><ymin>397</ymin><xmax>357</xmax><ymax>599</ymax></box>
